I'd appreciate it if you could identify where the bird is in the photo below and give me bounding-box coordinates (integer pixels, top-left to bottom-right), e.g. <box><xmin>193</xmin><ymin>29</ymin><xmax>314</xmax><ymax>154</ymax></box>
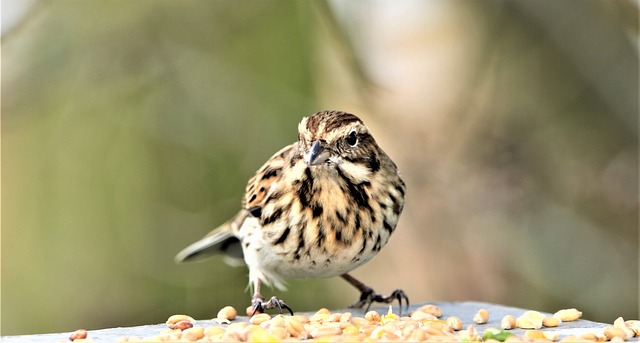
<box><xmin>175</xmin><ymin>110</ymin><xmax>407</xmax><ymax>315</ymax></box>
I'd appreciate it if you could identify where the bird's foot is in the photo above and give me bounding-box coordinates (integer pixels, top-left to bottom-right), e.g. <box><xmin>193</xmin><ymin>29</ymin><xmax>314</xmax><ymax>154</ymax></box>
<box><xmin>350</xmin><ymin>288</ymin><xmax>410</xmax><ymax>315</ymax></box>
<box><xmin>251</xmin><ymin>296</ymin><xmax>294</xmax><ymax>316</ymax></box>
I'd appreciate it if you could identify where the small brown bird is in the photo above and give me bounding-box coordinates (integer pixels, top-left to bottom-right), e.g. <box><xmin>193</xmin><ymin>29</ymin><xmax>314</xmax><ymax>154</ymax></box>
<box><xmin>175</xmin><ymin>110</ymin><xmax>407</xmax><ymax>315</ymax></box>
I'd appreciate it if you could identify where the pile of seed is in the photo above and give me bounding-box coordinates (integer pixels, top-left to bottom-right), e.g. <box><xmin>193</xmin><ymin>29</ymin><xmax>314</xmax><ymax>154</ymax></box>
<box><xmin>66</xmin><ymin>305</ymin><xmax>639</xmax><ymax>342</ymax></box>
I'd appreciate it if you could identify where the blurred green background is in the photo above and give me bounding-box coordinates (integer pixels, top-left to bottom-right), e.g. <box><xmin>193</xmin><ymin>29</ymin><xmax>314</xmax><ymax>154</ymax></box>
<box><xmin>2</xmin><ymin>0</ymin><xmax>637</xmax><ymax>336</ymax></box>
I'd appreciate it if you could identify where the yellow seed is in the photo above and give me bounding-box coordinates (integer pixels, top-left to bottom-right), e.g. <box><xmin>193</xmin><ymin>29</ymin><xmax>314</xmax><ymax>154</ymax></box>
<box><xmin>315</xmin><ymin>308</ymin><xmax>331</xmax><ymax>315</ymax></box>
<box><xmin>309</xmin><ymin>313</ymin><xmax>331</xmax><ymax>322</ymax></box>
<box><xmin>250</xmin><ymin>313</ymin><xmax>271</xmax><ymax>325</ymax></box>
<box><xmin>271</xmin><ymin>315</ymin><xmax>286</xmax><ymax>328</ymax></box>
<box><xmin>359</xmin><ymin>324</ymin><xmax>378</xmax><ymax>336</ymax></box>
<box><xmin>446</xmin><ymin>316</ymin><xmax>463</xmax><ymax>331</ymax></box>
<box><xmin>604</xmin><ymin>326</ymin><xmax>628</xmax><ymax>341</ymax></box>
<box><xmin>553</xmin><ymin>308</ymin><xmax>582</xmax><ymax>322</ymax></box>
<box><xmin>501</xmin><ymin>315</ymin><xmax>516</xmax><ymax>330</ymax></box>
<box><xmin>216</xmin><ymin>306</ymin><xmax>237</xmax><ymax>321</ymax></box>
<box><xmin>524</xmin><ymin>330</ymin><xmax>553</xmax><ymax>341</ymax></box>
<box><xmin>268</xmin><ymin>326</ymin><xmax>288</xmax><ymax>340</ymax></box>
<box><xmin>365</xmin><ymin>310</ymin><xmax>381</xmax><ymax>322</ymax></box>
<box><xmin>310</xmin><ymin>325</ymin><xmax>342</xmax><ymax>338</ymax></box>
<box><xmin>516</xmin><ymin>310</ymin><xmax>544</xmax><ymax>329</ymax></box>
<box><xmin>327</xmin><ymin>313</ymin><xmax>342</xmax><ymax>322</ymax></box>
<box><xmin>560</xmin><ymin>336</ymin><xmax>585</xmax><ymax>342</ymax></box>
<box><xmin>411</xmin><ymin>311</ymin><xmax>438</xmax><ymax>321</ymax></box>
<box><xmin>416</xmin><ymin>304</ymin><xmax>443</xmax><ymax>318</ymax></box>
<box><xmin>343</xmin><ymin>325</ymin><xmax>359</xmax><ymax>335</ymax></box>
<box><xmin>504</xmin><ymin>335</ymin><xmax>525</xmax><ymax>342</ymax></box>
<box><xmin>543</xmin><ymin>317</ymin><xmax>561</xmax><ymax>327</ymax></box>
<box><xmin>204</xmin><ymin>326</ymin><xmax>225</xmax><ymax>337</ymax></box>
<box><xmin>579</xmin><ymin>333</ymin><xmax>603</xmax><ymax>342</ymax></box>
<box><xmin>409</xmin><ymin>328</ymin><xmax>427</xmax><ymax>341</ymax></box>
<box><xmin>340</xmin><ymin>312</ymin><xmax>352</xmax><ymax>323</ymax></box>
<box><xmin>284</xmin><ymin>316</ymin><xmax>306</xmax><ymax>339</ymax></box>
<box><xmin>181</xmin><ymin>326</ymin><xmax>204</xmax><ymax>341</ymax></box>
<box><xmin>246</xmin><ymin>326</ymin><xmax>279</xmax><ymax>343</ymax></box>
<box><xmin>351</xmin><ymin>317</ymin><xmax>369</xmax><ymax>327</ymax></box>
<box><xmin>473</xmin><ymin>309</ymin><xmax>489</xmax><ymax>324</ymax></box>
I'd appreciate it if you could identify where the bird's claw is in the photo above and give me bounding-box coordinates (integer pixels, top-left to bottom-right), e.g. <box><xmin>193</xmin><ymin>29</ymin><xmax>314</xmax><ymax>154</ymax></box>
<box><xmin>350</xmin><ymin>288</ymin><xmax>410</xmax><ymax>315</ymax></box>
<box><xmin>251</xmin><ymin>296</ymin><xmax>294</xmax><ymax>316</ymax></box>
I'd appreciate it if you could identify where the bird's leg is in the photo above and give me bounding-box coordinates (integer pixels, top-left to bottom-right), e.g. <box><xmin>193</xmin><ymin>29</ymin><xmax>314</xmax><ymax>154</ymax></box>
<box><xmin>250</xmin><ymin>279</ymin><xmax>294</xmax><ymax>316</ymax></box>
<box><xmin>341</xmin><ymin>273</ymin><xmax>410</xmax><ymax>315</ymax></box>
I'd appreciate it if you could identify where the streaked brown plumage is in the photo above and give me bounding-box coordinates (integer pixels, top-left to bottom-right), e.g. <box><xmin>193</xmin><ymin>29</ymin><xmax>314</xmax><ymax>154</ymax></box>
<box><xmin>175</xmin><ymin>110</ymin><xmax>407</xmax><ymax>314</ymax></box>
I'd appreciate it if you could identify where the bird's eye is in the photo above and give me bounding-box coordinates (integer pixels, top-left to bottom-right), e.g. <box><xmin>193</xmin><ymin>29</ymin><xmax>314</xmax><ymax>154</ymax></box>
<box><xmin>346</xmin><ymin>130</ymin><xmax>358</xmax><ymax>147</ymax></box>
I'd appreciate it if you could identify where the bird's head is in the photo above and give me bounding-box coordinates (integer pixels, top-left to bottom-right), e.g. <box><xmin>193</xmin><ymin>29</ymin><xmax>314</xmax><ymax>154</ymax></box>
<box><xmin>296</xmin><ymin>111</ymin><xmax>382</xmax><ymax>179</ymax></box>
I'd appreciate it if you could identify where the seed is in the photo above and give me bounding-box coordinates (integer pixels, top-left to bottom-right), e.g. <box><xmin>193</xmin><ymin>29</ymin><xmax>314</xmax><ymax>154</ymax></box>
<box><xmin>340</xmin><ymin>312</ymin><xmax>352</xmax><ymax>323</ymax></box>
<box><xmin>524</xmin><ymin>330</ymin><xmax>558</xmax><ymax>341</ymax></box>
<box><xmin>173</xmin><ymin>321</ymin><xmax>193</xmax><ymax>331</ymax></box>
<box><xmin>309</xmin><ymin>325</ymin><xmax>342</xmax><ymax>338</ymax></box>
<box><xmin>579</xmin><ymin>333</ymin><xmax>603</xmax><ymax>342</ymax></box>
<box><xmin>315</xmin><ymin>308</ymin><xmax>331</xmax><ymax>315</ymax></box>
<box><xmin>284</xmin><ymin>316</ymin><xmax>306</xmax><ymax>339</ymax></box>
<box><xmin>204</xmin><ymin>326</ymin><xmax>225</xmax><ymax>337</ymax></box>
<box><xmin>216</xmin><ymin>306</ymin><xmax>237</xmax><ymax>321</ymax></box>
<box><xmin>309</xmin><ymin>312</ymin><xmax>330</xmax><ymax>322</ymax></box>
<box><xmin>411</xmin><ymin>311</ymin><xmax>438</xmax><ymax>321</ymax></box>
<box><xmin>613</xmin><ymin>317</ymin><xmax>636</xmax><ymax>339</ymax></box>
<box><xmin>504</xmin><ymin>335</ymin><xmax>525</xmax><ymax>342</ymax></box>
<box><xmin>604</xmin><ymin>326</ymin><xmax>628</xmax><ymax>341</ymax></box>
<box><xmin>359</xmin><ymin>324</ymin><xmax>378</xmax><ymax>336</ymax></box>
<box><xmin>460</xmin><ymin>325</ymin><xmax>479</xmax><ymax>341</ymax></box>
<box><xmin>166</xmin><ymin>314</ymin><xmax>195</xmax><ymax>329</ymax></box>
<box><xmin>271</xmin><ymin>314</ymin><xmax>287</xmax><ymax>328</ymax></box>
<box><xmin>482</xmin><ymin>328</ymin><xmax>514</xmax><ymax>342</ymax></box>
<box><xmin>611</xmin><ymin>337</ymin><xmax>626</xmax><ymax>343</ymax></box>
<box><xmin>250</xmin><ymin>313</ymin><xmax>271</xmax><ymax>325</ymax></box>
<box><xmin>473</xmin><ymin>309</ymin><xmax>489</xmax><ymax>324</ymax></box>
<box><xmin>516</xmin><ymin>310</ymin><xmax>544</xmax><ymax>329</ymax></box>
<box><xmin>246</xmin><ymin>326</ymin><xmax>278</xmax><ymax>343</ymax></box>
<box><xmin>365</xmin><ymin>310</ymin><xmax>381</xmax><ymax>322</ymax></box>
<box><xmin>327</xmin><ymin>313</ymin><xmax>342</xmax><ymax>322</ymax></box>
<box><xmin>292</xmin><ymin>315</ymin><xmax>310</xmax><ymax>324</ymax></box>
<box><xmin>343</xmin><ymin>325</ymin><xmax>359</xmax><ymax>335</ymax></box>
<box><xmin>408</xmin><ymin>328</ymin><xmax>427</xmax><ymax>341</ymax></box>
<box><xmin>446</xmin><ymin>317</ymin><xmax>463</xmax><ymax>331</ymax></box>
<box><xmin>351</xmin><ymin>317</ymin><xmax>369</xmax><ymax>326</ymax></box>
<box><xmin>543</xmin><ymin>317</ymin><xmax>561</xmax><ymax>327</ymax></box>
<box><xmin>245</xmin><ymin>305</ymin><xmax>259</xmax><ymax>316</ymax></box>
<box><xmin>625</xmin><ymin>320</ymin><xmax>640</xmax><ymax>336</ymax></box>
<box><xmin>268</xmin><ymin>326</ymin><xmax>288</xmax><ymax>340</ymax></box>
<box><xmin>501</xmin><ymin>315</ymin><xmax>516</xmax><ymax>330</ymax></box>
<box><xmin>416</xmin><ymin>304</ymin><xmax>443</xmax><ymax>318</ymax></box>
<box><xmin>69</xmin><ymin>329</ymin><xmax>88</xmax><ymax>341</ymax></box>
<box><xmin>553</xmin><ymin>308</ymin><xmax>582</xmax><ymax>322</ymax></box>
<box><xmin>182</xmin><ymin>326</ymin><xmax>205</xmax><ymax>341</ymax></box>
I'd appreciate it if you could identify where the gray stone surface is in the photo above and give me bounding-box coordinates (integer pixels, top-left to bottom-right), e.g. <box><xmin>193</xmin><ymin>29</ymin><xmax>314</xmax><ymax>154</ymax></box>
<box><xmin>2</xmin><ymin>301</ymin><xmax>636</xmax><ymax>342</ymax></box>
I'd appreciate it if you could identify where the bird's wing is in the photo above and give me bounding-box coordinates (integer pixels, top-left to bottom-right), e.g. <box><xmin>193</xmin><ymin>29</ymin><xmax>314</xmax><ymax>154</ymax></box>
<box><xmin>243</xmin><ymin>143</ymin><xmax>296</xmax><ymax>212</ymax></box>
<box><xmin>174</xmin><ymin>210</ymin><xmax>249</xmax><ymax>263</ymax></box>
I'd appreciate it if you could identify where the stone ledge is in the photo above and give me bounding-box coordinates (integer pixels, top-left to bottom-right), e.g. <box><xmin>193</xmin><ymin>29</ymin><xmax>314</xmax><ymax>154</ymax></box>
<box><xmin>2</xmin><ymin>301</ymin><xmax>637</xmax><ymax>342</ymax></box>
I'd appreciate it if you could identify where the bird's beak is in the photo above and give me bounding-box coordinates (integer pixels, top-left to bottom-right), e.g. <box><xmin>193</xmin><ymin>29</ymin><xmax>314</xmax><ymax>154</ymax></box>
<box><xmin>306</xmin><ymin>141</ymin><xmax>330</xmax><ymax>165</ymax></box>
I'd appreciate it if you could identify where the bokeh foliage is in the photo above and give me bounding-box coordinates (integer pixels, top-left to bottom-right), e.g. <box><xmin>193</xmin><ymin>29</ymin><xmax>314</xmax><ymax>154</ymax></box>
<box><xmin>2</xmin><ymin>0</ymin><xmax>638</xmax><ymax>336</ymax></box>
